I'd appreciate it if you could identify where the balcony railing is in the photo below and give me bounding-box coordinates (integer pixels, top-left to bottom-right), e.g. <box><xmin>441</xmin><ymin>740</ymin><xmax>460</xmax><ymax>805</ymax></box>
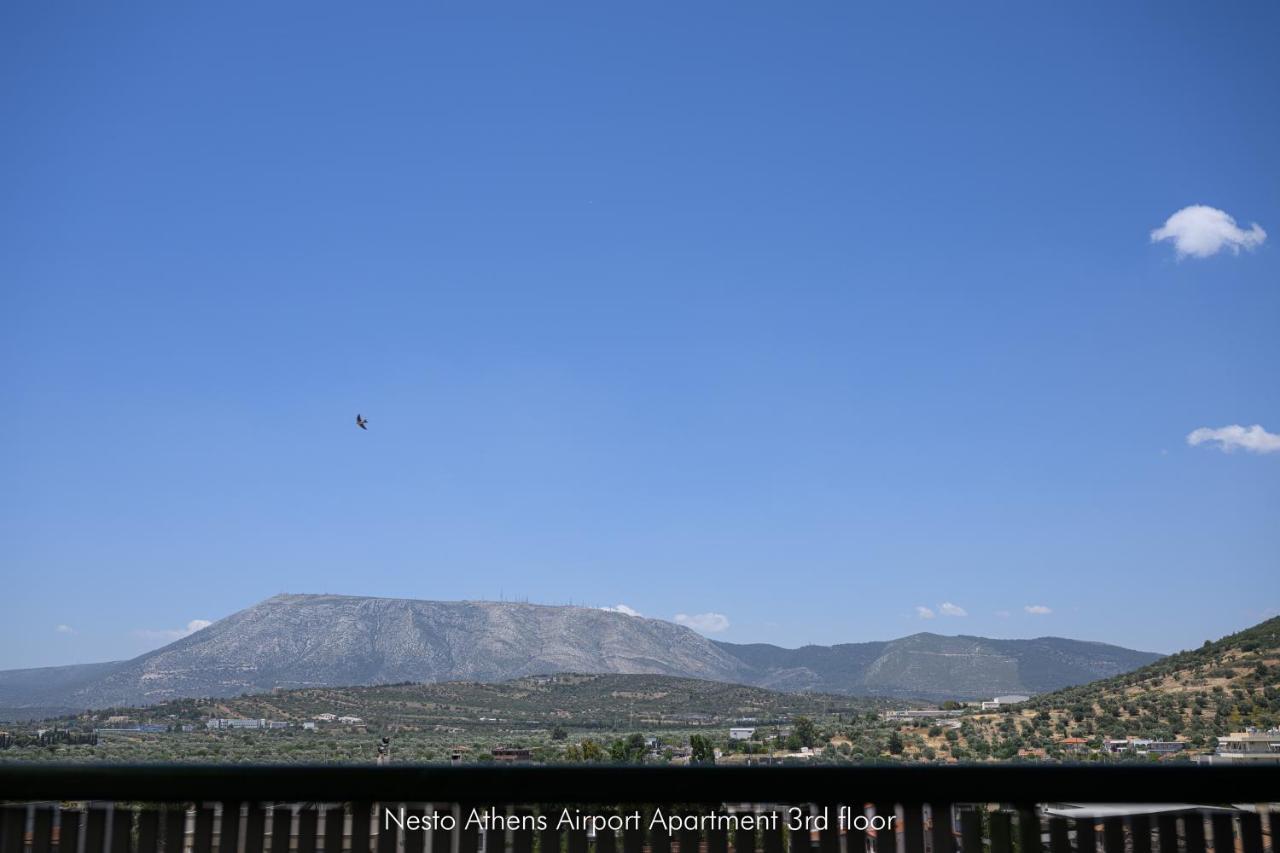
<box><xmin>0</xmin><ymin>765</ymin><xmax>1276</xmax><ymax>853</ymax></box>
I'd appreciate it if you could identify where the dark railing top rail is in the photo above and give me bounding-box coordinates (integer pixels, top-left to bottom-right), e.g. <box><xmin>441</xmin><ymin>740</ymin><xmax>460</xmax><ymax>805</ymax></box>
<box><xmin>1</xmin><ymin>764</ymin><xmax>1277</xmax><ymax>805</ymax></box>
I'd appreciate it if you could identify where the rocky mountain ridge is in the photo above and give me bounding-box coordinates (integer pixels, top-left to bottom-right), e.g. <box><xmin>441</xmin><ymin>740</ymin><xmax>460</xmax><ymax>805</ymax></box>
<box><xmin>0</xmin><ymin>593</ymin><xmax>1161</xmax><ymax>719</ymax></box>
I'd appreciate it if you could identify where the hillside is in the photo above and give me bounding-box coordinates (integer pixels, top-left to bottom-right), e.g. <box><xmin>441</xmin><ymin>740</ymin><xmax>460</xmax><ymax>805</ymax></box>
<box><xmin>719</xmin><ymin>633</ymin><xmax>1159</xmax><ymax>699</ymax></box>
<box><xmin>0</xmin><ymin>593</ymin><xmax>1161</xmax><ymax>718</ymax></box>
<box><xmin>0</xmin><ymin>674</ymin><xmax>888</xmax><ymax>764</ymax></box>
<box><xmin>66</xmin><ymin>673</ymin><xmax>880</xmax><ymax>731</ymax></box>
<box><xmin>954</xmin><ymin>616</ymin><xmax>1280</xmax><ymax>759</ymax></box>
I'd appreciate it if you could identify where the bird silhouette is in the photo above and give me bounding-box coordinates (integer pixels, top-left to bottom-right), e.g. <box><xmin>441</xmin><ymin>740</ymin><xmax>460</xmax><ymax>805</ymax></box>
<box><xmin>356</xmin><ymin>414</ymin><xmax>368</xmax><ymax>430</ymax></box>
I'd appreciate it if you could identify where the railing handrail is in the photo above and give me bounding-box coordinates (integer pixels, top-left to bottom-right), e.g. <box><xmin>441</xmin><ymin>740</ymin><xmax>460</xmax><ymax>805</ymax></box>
<box><xmin>1</xmin><ymin>764</ymin><xmax>1277</xmax><ymax>804</ymax></box>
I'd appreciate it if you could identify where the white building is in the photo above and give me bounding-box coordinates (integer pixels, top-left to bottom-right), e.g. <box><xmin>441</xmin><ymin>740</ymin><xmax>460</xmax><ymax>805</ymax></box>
<box><xmin>729</xmin><ymin>727</ymin><xmax>756</xmax><ymax>741</ymax></box>
<box><xmin>1197</xmin><ymin>729</ymin><xmax>1280</xmax><ymax>764</ymax></box>
<box><xmin>981</xmin><ymin>695</ymin><xmax>1031</xmax><ymax>711</ymax></box>
<box><xmin>207</xmin><ymin>718</ymin><xmax>265</xmax><ymax>730</ymax></box>
<box><xmin>337</xmin><ymin>715</ymin><xmax>363</xmax><ymax>725</ymax></box>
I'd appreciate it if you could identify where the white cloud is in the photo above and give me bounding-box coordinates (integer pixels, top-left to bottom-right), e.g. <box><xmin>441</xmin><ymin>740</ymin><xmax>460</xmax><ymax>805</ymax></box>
<box><xmin>1151</xmin><ymin>205</ymin><xmax>1266</xmax><ymax>258</ymax></box>
<box><xmin>674</xmin><ymin>612</ymin><xmax>730</xmax><ymax>633</ymax></box>
<box><xmin>915</xmin><ymin>606</ymin><xmax>936</xmax><ymax>620</ymax></box>
<box><xmin>995</xmin><ymin>610</ymin><xmax>1011</xmax><ymax>619</ymax></box>
<box><xmin>939</xmin><ymin>602</ymin><xmax>968</xmax><ymax>617</ymax></box>
<box><xmin>1024</xmin><ymin>605</ymin><xmax>1052</xmax><ymax>615</ymax></box>
<box><xmin>55</xmin><ymin>624</ymin><xmax>75</xmax><ymax>634</ymax></box>
<box><xmin>1187</xmin><ymin>424</ymin><xmax>1280</xmax><ymax>455</ymax></box>
<box><xmin>602</xmin><ymin>604</ymin><xmax>643</xmax><ymax>617</ymax></box>
<box><xmin>135</xmin><ymin>619</ymin><xmax>213</xmax><ymax>642</ymax></box>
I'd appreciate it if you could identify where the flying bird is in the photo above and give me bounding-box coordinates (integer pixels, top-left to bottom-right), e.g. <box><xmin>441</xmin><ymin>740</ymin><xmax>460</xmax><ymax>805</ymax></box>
<box><xmin>356</xmin><ymin>414</ymin><xmax>368</xmax><ymax>430</ymax></box>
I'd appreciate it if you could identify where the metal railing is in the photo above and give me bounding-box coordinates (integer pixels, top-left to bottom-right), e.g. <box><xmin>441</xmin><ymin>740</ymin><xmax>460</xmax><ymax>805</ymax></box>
<box><xmin>0</xmin><ymin>765</ymin><xmax>1276</xmax><ymax>853</ymax></box>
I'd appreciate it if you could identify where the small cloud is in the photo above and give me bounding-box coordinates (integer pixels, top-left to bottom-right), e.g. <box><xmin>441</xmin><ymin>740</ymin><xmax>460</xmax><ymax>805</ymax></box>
<box><xmin>1151</xmin><ymin>205</ymin><xmax>1266</xmax><ymax>258</ymax></box>
<box><xmin>1024</xmin><ymin>605</ymin><xmax>1052</xmax><ymax>615</ymax></box>
<box><xmin>674</xmin><ymin>612</ymin><xmax>730</xmax><ymax>633</ymax></box>
<box><xmin>1187</xmin><ymin>424</ymin><xmax>1280</xmax><ymax>455</ymax></box>
<box><xmin>602</xmin><ymin>604</ymin><xmax>643</xmax><ymax>617</ymax></box>
<box><xmin>55</xmin><ymin>624</ymin><xmax>75</xmax><ymax>634</ymax></box>
<box><xmin>915</xmin><ymin>606</ymin><xmax>936</xmax><ymax>620</ymax></box>
<box><xmin>939</xmin><ymin>602</ymin><xmax>968</xmax><ymax>617</ymax></box>
<box><xmin>994</xmin><ymin>610</ymin><xmax>1011</xmax><ymax>619</ymax></box>
<box><xmin>135</xmin><ymin>619</ymin><xmax>213</xmax><ymax>642</ymax></box>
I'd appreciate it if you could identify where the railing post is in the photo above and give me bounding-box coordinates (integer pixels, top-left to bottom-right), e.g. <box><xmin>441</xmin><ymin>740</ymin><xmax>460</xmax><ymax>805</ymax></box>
<box><xmin>539</xmin><ymin>816</ymin><xmax>563</xmax><ymax>853</ymax></box>
<box><xmin>931</xmin><ymin>803</ymin><xmax>957</xmax><ymax>853</ymax></box>
<box><xmin>348</xmin><ymin>806</ymin><xmax>370</xmax><ymax>853</ymax></box>
<box><xmin>321</xmin><ymin>807</ymin><xmax>343</xmax><ymax>853</ymax></box>
<box><xmin>1182</xmin><ymin>814</ymin><xmax>1206</xmax><ymax>853</ymax></box>
<box><xmin>242</xmin><ymin>805</ymin><xmax>264</xmax><ymax>853</ymax></box>
<box><xmin>86</xmin><ymin>807</ymin><xmax>108</xmax><ymax>853</ymax></box>
<box><xmin>1046</xmin><ymin>818</ymin><xmax>1068</xmax><ymax>853</ymax></box>
<box><xmin>1017</xmin><ymin>809</ymin><xmax>1040</xmax><ymax>853</ymax></box>
<box><xmin>1237</xmin><ymin>812</ymin><xmax>1262</xmax><ymax>853</ymax></box>
<box><xmin>161</xmin><ymin>807</ymin><xmax>185</xmax><ymax>853</ymax></box>
<box><xmin>108</xmin><ymin>806</ymin><xmax>133</xmax><ymax>853</ymax></box>
<box><xmin>218</xmin><ymin>804</ymin><xmax>240</xmax><ymax>853</ymax></box>
<box><xmin>903</xmin><ymin>804</ymin><xmax>925</xmax><ymax>853</ymax></box>
<box><xmin>373</xmin><ymin>806</ymin><xmax>395</xmax><ymax>853</ymax></box>
<box><xmin>1102</xmin><ymin>817</ymin><xmax>1123</xmax><ymax>853</ymax></box>
<box><xmin>192</xmin><ymin>806</ymin><xmax>214</xmax><ymax>853</ymax></box>
<box><xmin>1210</xmin><ymin>814</ymin><xmax>1235</xmax><ymax>853</ymax></box>
<box><xmin>1073</xmin><ymin>817</ymin><xmax>1095</xmax><ymax>853</ymax></box>
<box><xmin>1154</xmin><ymin>814</ymin><xmax>1176</xmax><ymax>853</ymax></box>
<box><xmin>988</xmin><ymin>811</ymin><xmax>1011</xmax><ymax>853</ymax></box>
<box><xmin>1127</xmin><ymin>815</ymin><xmax>1150</xmax><ymax>853</ymax></box>
<box><xmin>33</xmin><ymin>807</ymin><xmax>54</xmax><ymax>853</ymax></box>
<box><xmin>958</xmin><ymin>809</ymin><xmax>983</xmax><ymax>853</ymax></box>
<box><xmin>137</xmin><ymin>810</ymin><xmax>160</xmax><ymax>853</ymax></box>
<box><xmin>61</xmin><ymin>809</ymin><xmax>83</xmax><ymax>853</ymax></box>
<box><xmin>297</xmin><ymin>808</ymin><xmax>319</xmax><ymax>853</ymax></box>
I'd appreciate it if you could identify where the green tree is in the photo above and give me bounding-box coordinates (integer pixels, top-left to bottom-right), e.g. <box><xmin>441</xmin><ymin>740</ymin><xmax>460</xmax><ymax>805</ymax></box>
<box><xmin>689</xmin><ymin>734</ymin><xmax>716</xmax><ymax>765</ymax></box>
<box><xmin>793</xmin><ymin>716</ymin><xmax>820</xmax><ymax>748</ymax></box>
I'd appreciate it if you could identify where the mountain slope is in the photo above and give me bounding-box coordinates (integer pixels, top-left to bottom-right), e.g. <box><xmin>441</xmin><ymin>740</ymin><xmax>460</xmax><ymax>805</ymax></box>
<box><xmin>0</xmin><ymin>594</ymin><xmax>1162</xmax><ymax>718</ymax></box>
<box><xmin>55</xmin><ymin>595</ymin><xmax>751</xmax><ymax>711</ymax></box>
<box><xmin>716</xmin><ymin>633</ymin><xmax>1160</xmax><ymax>700</ymax></box>
<box><xmin>953</xmin><ymin>616</ymin><xmax>1280</xmax><ymax>757</ymax></box>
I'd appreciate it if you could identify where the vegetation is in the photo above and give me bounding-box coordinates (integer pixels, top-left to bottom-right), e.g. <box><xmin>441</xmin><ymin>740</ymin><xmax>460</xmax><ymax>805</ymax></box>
<box><xmin>4</xmin><ymin>618</ymin><xmax>1274</xmax><ymax>764</ymax></box>
<box><xmin>955</xmin><ymin>617</ymin><xmax>1280</xmax><ymax>760</ymax></box>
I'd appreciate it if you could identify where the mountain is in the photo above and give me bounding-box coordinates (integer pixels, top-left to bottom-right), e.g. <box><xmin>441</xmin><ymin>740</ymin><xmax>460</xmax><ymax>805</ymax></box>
<box><xmin>717</xmin><ymin>633</ymin><xmax>1161</xmax><ymax>699</ymax></box>
<box><xmin>0</xmin><ymin>595</ymin><xmax>747</xmax><ymax>718</ymax></box>
<box><xmin>0</xmin><ymin>594</ymin><xmax>1161</xmax><ymax>719</ymax></box>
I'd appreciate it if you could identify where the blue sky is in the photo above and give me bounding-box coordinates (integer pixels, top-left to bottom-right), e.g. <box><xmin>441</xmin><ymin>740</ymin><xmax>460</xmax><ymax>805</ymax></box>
<box><xmin>2</xmin><ymin>3</ymin><xmax>1277</xmax><ymax>670</ymax></box>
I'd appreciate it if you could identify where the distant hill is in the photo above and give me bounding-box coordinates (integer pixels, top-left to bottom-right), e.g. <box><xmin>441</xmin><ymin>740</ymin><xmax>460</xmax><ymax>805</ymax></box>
<box><xmin>960</xmin><ymin>616</ymin><xmax>1280</xmax><ymax>757</ymax></box>
<box><xmin>55</xmin><ymin>673</ymin><xmax>881</xmax><ymax>731</ymax></box>
<box><xmin>0</xmin><ymin>593</ymin><xmax>1161</xmax><ymax>719</ymax></box>
<box><xmin>716</xmin><ymin>633</ymin><xmax>1160</xmax><ymax>700</ymax></box>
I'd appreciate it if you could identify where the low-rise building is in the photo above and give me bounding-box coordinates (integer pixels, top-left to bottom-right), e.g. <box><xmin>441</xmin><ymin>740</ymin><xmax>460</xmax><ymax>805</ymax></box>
<box><xmin>207</xmin><ymin>718</ymin><xmax>264</xmax><ymax>730</ymax></box>
<box><xmin>729</xmin><ymin>727</ymin><xmax>756</xmax><ymax>741</ymax></box>
<box><xmin>882</xmin><ymin>709</ymin><xmax>963</xmax><ymax>722</ymax></box>
<box><xmin>980</xmin><ymin>695</ymin><xmax>1031</xmax><ymax>711</ymax></box>
<box><xmin>1197</xmin><ymin>729</ymin><xmax>1280</xmax><ymax>764</ymax></box>
<box><xmin>1060</xmin><ymin>737</ymin><xmax>1090</xmax><ymax>753</ymax></box>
